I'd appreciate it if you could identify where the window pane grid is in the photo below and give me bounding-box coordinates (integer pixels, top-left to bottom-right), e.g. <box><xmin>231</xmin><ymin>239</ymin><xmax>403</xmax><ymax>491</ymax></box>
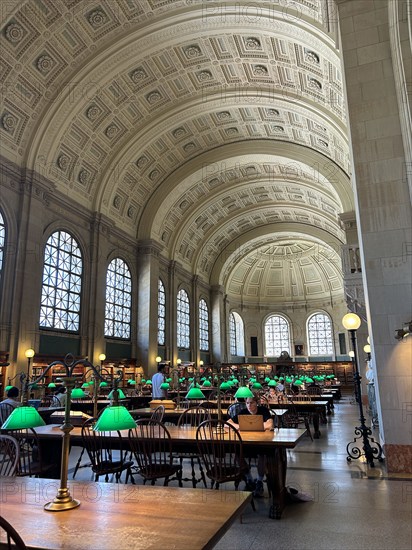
<box><xmin>158</xmin><ymin>279</ymin><xmax>166</xmax><ymax>345</ymax></box>
<box><xmin>308</xmin><ymin>313</ymin><xmax>334</xmax><ymax>355</ymax></box>
<box><xmin>39</xmin><ymin>231</ymin><xmax>82</xmax><ymax>331</ymax></box>
<box><xmin>264</xmin><ymin>315</ymin><xmax>291</xmax><ymax>356</ymax></box>
<box><xmin>177</xmin><ymin>289</ymin><xmax>190</xmax><ymax>349</ymax></box>
<box><xmin>104</xmin><ymin>258</ymin><xmax>132</xmax><ymax>339</ymax></box>
<box><xmin>229</xmin><ymin>312</ymin><xmax>244</xmax><ymax>356</ymax></box>
<box><xmin>199</xmin><ymin>298</ymin><xmax>209</xmax><ymax>351</ymax></box>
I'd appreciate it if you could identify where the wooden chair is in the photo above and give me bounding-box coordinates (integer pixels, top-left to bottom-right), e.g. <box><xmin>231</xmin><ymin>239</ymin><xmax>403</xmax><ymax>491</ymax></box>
<box><xmin>0</xmin><ymin>434</ymin><xmax>20</xmax><ymax>476</ymax></box>
<box><xmin>6</xmin><ymin>428</ymin><xmax>56</xmax><ymax>478</ymax></box>
<box><xmin>227</xmin><ymin>402</ymin><xmax>247</xmax><ymax>420</ymax></box>
<box><xmin>150</xmin><ymin>405</ymin><xmax>165</xmax><ymax>422</ymax></box>
<box><xmin>81</xmin><ymin>418</ymin><xmax>134</xmax><ymax>482</ymax></box>
<box><xmin>0</xmin><ymin>516</ymin><xmax>27</xmax><ymax>550</ymax></box>
<box><xmin>196</xmin><ymin>419</ymin><xmax>250</xmax><ymax>491</ymax></box>
<box><xmin>282</xmin><ymin>406</ymin><xmax>313</xmax><ymax>441</ymax></box>
<box><xmin>0</xmin><ymin>403</ymin><xmax>15</xmax><ymax>426</ymax></box>
<box><xmin>174</xmin><ymin>406</ymin><xmax>210</xmax><ymax>488</ymax></box>
<box><xmin>40</xmin><ymin>395</ymin><xmax>56</xmax><ymax>407</ymax></box>
<box><xmin>127</xmin><ymin>419</ymin><xmax>182</xmax><ymax>486</ymax></box>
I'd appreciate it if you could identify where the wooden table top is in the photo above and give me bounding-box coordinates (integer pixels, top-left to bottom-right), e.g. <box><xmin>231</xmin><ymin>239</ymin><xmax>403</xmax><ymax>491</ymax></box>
<box><xmin>32</xmin><ymin>423</ymin><xmax>306</xmax><ymax>449</ymax></box>
<box><xmin>0</xmin><ymin>477</ymin><xmax>251</xmax><ymax>550</ymax></box>
<box><xmin>130</xmin><ymin>407</ymin><xmax>289</xmax><ymax>417</ymax></box>
<box><xmin>269</xmin><ymin>400</ymin><xmax>328</xmax><ymax>407</ymax></box>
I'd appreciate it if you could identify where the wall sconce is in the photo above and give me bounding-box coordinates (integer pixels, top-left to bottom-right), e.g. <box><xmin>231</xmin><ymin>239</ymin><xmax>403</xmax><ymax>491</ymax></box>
<box><xmin>394</xmin><ymin>321</ymin><xmax>411</xmax><ymax>340</ymax></box>
<box><xmin>363</xmin><ymin>344</ymin><xmax>371</xmax><ymax>361</ymax></box>
<box><xmin>155</xmin><ymin>356</ymin><xmax>162</xmax><ymax>363</ymax></box>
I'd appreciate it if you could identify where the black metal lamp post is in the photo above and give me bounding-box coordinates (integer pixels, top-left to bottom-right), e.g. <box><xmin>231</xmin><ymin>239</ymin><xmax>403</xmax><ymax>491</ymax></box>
<box><xmin>342</xmin><ymin>313</ymin><xmax>383</xmax><ymax>467</ymax></box>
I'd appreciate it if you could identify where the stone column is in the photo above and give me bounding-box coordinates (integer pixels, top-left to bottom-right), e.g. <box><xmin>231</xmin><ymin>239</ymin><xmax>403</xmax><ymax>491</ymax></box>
<box><xmin>337</xmin><ymin>0</ymin><xmax>412</xmax><ymax>472</ymax></box>
<box><xmin>192</xmin><ymin>275</ymin><xmax>199</xmax><ymax>364</ymax></box>
<box><xmin>136</xmin><ymin>240</ymin><xmax>162</xmax><ymax>378</ymax></box>
<box><xmin>211</xmin><ymin>285</ymin><xmax>226</xmax><ymax>363</ymax></box>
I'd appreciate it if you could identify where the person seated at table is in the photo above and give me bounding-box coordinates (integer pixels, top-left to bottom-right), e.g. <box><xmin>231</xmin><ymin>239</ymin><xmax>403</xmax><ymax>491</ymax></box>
<box><xmin>227</xmin><ymin>393</ymin><xmax>273</xmax><ymax>498</ymax></box>
<box><xmin>1</xmin><ymin>386</ymin><xmax>22</xmax><ymax>410</ymax></box>
<box><xmin>266</xmin><ymin>387</ymin><xmax>278</xmax><ymax>402</ymax></box>
<box><xmin>52</xmin><ymin>385</ymin><xmax>67</xmax><ymax>407</ymax></box>
<box><xmin>276</xmin><ymin>379</ymin><xmax>285</xmax><ymax>393</ymax></box>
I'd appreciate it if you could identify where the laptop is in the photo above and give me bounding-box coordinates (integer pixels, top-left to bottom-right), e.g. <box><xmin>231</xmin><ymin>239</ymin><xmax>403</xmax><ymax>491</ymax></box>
<box><xmin>238</xmin><ymin>414</ymin><xmax>265</xmax><ymax>432</ymax></box>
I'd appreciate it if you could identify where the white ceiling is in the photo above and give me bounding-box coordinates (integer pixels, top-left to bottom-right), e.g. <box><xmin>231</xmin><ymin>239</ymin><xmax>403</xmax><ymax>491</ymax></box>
<box><xmin>1</xmin><ymin>0</ymin><xmax>352</xmax><ymax>303</ymax></box>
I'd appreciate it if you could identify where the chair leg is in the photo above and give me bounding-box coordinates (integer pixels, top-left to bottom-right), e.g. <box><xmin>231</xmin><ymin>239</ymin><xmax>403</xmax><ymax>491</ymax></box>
<box><xmin>190</xmin><ymin>458</ymin><xmax>197</xmax><ymax>488</ymax></box>
<box><xmin>197</xmin><ymin>457</ymin><xmax>208</xmax><ymax>488</ymax></box>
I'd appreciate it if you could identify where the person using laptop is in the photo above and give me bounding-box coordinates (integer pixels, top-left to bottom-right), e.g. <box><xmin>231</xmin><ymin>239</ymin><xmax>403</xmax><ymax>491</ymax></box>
<box><xmin>227</xmin><ymin>393</ymin><xmax>273</xmax><ymax>498</ymax></box>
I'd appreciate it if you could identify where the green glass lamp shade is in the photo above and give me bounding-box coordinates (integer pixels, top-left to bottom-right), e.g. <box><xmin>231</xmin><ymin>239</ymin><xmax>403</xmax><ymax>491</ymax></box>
<box><xmin>306</xmin><ymin>378</ymin><xmax>314</xmax><ymax>383</ymax></box>
<box><xmin>81</xmin><ymin>383</ymin><xmax>89</xmax><ymax>389</ymax></box>
<box><xmin>188</xmin><ymin>377</ymin><xmax>194</xmax><ymax>382</ymax></box>
<box><xmin>146</xmin><ymin>380</ymin><xmax>152</xmax><ymax>385</ymax></box>
<box><xmin>30</xmin><ymin>383</ymin><xmax>39</xmax><ymax>390</ymax></box>
<box><xmin>160</xmin><ymin>382</ymin><xmax>170</xmax><ymax>390</ymax></box>
<box><xmin>234</xmin><ymin>386</ymin><xmax>254</xmax><ymax>399</ymax></box>
<box><xmin>141</xmin><ymin>378</ymin><xmax>146</xmax><ymax>383</ymax></box>
<box><xmin>232</xmin><ymin>378</ymin><xmax>239</xmax><ymax>384</ymax></box>
<box><xmin>5</xmin><ymin>385</ymin><xmax>13</xmax><ymax>392</ymax></box>
<box><xmin>48</xmin><ymin>382</ymin><xmax>56</xmax><ymax>388</ymax></box>
<box><xmin>252</xmin><ymin>382</ymin><xmax>263</xmax><ymax>389</ymax></box>
<box><xmin>108</xmin><ymin>389</ymin><xmax>126</xmax><ymax>400</ymax></box>
<box><xmin>128</xmin><ymin>379</ymin><xmax>136</xmax><ymax>385</ymax></box>
<box><xmin>88</xmin><ymin>379</ymin><xmax>94</xmax><ymax>385</ymax></box>
<box><xmin>294</xmin><ymin>379</ymin><xmax>303</xmax><ymax>386</ymax></box>
<box><xmin>219</xmin><ymin>381</ymin><xmax>231</xmax><ymax>390</ymax></box>
<box><xmin>285</xmin><ymin>377</ymin><xmax>293</xmax><ymax>384</ymax></box>
<box><xmin>166</xmin><ymin>377</ymin><xmax>172</xmax><ymax>383</ymax></box>
<box><xmin>99</xmin><ymin>381</ymin><xmax>108</xmax><ymax>387</ymax></box>
<box><xmin>71</xmin><ymin>388</ymin><xmax>86</xmax><ymax>399</ymax></box>
<box><xmin>264</xmin><ymin>377</ymin><xmax>271</xmax><ymax>383</ymax></box>
<box><xmin>201</xmin><ymin>377</ymin><xmax>206</xmax><ymax>382</ymax></box>
<box><xmin>93</xmin><ymin>406</ymin><xmax>136</xmax><ymax>432</ymax></box>
<box><xmin>268</xmin><ymin>379</ymin><xmax>278</xmax><ymax>387</ymax></box>
<box><xmin>249</xmin><ymin>377</ymin><xmax>256</xmax><ymax>383</ymax></box>
<box><xmin>202</xmin><ymin>380</ymin><xmax>212</xmax><ymax>387</ymax></box>
<box><xmin>186</xmin><ymin>387</ymin><xmax>205</xmax><ymax>399</ymax></box>
<box><xmin>1</xmin><ymin>406</ymin><xmax>46</xmax><ymax>430</ymax></box>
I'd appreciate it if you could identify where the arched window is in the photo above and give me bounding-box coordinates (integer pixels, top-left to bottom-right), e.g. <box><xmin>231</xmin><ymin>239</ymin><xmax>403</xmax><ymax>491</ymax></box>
<box><xmin>264</xmin><ymin>315</ymin><xmax>291</xmax><ymax>356</ymax></box>
<box><xmin>104</xmin><ymin>258</ymin><xmax>132</xmax><ymax>339</ymax></box>
<box><xmin>0</xmin><ymin>211</ymin><xmax>5</xmax><ymax>281</ymax></box>
<box><xmin>177</xmin><ymin>289</ymin><xmax>190</xmax><ymax>348</ymax></box>
<box><xmin>199</xmin><ymin>298</ymin><xmax>209</xmax><ymax>351</ymax></box>
<box><xmin>307</xmin><ymin>313</ymin><xmax>334</xmax><ymax>355</ymax></box>
<box><xmin>158</xmin><ymin>278</ymin><xmax>166</xmax><ymax>346</ymax></box>
<box><xmin>229</xmin><ymin>312</ymin><xmax>245</xmax><ymax>356</ymax></box>
<box><xmin>40</xmin><ymin>231</ymin><xmax>82</xmax><ymax>331</ymax></box>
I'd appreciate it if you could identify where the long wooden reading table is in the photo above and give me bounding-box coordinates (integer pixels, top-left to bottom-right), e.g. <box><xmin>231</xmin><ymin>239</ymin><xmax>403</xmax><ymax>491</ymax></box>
<box><xmin>28</xmin><ymin>423</ymin><xmax>306</xmax><ymax>519</ymax></box>
<box><xmin>0</xmin><ymin>477</ymin><xmax>251</xmax><ymax>550</ymax></box>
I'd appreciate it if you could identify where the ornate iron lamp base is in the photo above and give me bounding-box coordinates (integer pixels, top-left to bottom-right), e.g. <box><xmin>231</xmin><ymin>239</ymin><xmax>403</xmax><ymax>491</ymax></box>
<box><xmin>346</xmin><ymin>425</ymin><xmax>384</xmax><ymax>467</ymax></box>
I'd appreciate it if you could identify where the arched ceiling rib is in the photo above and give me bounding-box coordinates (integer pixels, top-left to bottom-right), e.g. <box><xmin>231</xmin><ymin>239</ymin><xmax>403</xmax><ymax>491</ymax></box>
<box><xmin>1</xmin><ymin>0</ymin><xmax>352</xmax><ymax>304</ymax></box>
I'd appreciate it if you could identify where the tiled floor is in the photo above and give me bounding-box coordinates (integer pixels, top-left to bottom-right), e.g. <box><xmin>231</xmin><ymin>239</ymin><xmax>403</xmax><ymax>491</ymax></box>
<box><xmin>68</xmin><ymin>392</ymin><xmax>412</xmax><ymax>550</ymax></box>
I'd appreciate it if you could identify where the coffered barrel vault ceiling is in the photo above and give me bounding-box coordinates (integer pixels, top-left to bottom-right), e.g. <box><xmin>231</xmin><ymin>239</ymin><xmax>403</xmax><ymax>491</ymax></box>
<box><xmin>1</xmin><ymin>0</ymin><xmax>352</xmax><ymax>304</ymax></box>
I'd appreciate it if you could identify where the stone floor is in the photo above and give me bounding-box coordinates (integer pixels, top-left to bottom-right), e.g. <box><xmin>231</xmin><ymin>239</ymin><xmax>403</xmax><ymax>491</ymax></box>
<box><xmin>68</xmin><ymin>391</ymin><xmax>412</xmax><ymax>550</ymax></box>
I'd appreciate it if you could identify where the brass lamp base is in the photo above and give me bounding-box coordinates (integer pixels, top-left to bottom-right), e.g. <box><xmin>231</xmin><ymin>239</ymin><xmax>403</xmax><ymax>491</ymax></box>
<box><xmin>44</xmin><ymin>489</ymin><xmax>81</xmax><ymax>512</ymax></box>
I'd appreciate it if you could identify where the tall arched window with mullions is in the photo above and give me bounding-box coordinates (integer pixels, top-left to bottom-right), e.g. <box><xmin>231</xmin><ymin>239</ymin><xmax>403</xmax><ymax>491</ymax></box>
<box><xmin>0</xmin><ymin>210</ymin><xmax>5</xmax><ymax>286</ymax></box>
<box><xmin>158</xmin><ymin>278</ymin><xmax>166</xmax><ymax>346</ymax></box>
<box><xmin>307</xmin><ymin>312</ymin><xmax>334</xmax><ymax>356</ymax></box>
<box><xmin>104</xmin><ymin>258</ymin><xmax>132</xmax><ymax>339</ymax></box>
<box><xmin>199</xmin><ymin>298</ymin><xmax>209</xmax><ymax>351</ymax></box>
<box><xmin>177</xmin><ymin>288</ymin><xmax>190</xmax><ymax>349</ymax></box>
<box><xmin>264</xmin><ymin>315</ymin><xmax>291</xmax><ymax>357</ymax></box>
<box><xmin>229</xmin><ymin>311</ymin><xmax>245</xmax><ymax>356</ymax></box>
<box><xmin>39</xmin><ymin>231</ymin><xmax>82</xmax><ymax>331</ymax></box>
